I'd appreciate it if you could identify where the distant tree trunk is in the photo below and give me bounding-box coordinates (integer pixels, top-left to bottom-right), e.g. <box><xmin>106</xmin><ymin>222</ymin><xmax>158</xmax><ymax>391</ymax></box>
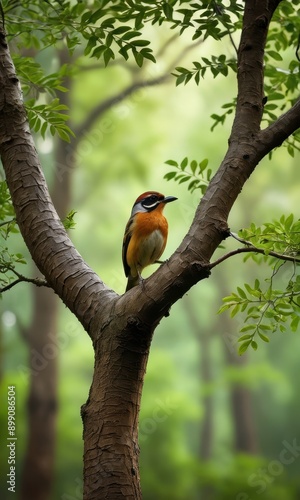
<box><xmin>183</xmin><ymin>296</ymin><xmax>215</xmax><ymax>500</ymax></box>
<box><xmin>183</xmin><ymin>296</ymin><xmax>214</xmax><ymax>461</ymax></box>
<box><xmin>20</xmin><ymin>287</ymin><xmax>58</xmax><ymax>500</ymax></box>
<box><xmin>220</xmin><ymin>282</ymin><xmax>259</xmax><ymax>454</ymax></box>
<box><xmin>199</xmin><ymin>332</ymin><xmax>214</xmax><ymax>461</ymax></box>
<box><xmin>225</xmin><ymin>346</ymin><xmax>259</xmax><ymax>454</ymax></box>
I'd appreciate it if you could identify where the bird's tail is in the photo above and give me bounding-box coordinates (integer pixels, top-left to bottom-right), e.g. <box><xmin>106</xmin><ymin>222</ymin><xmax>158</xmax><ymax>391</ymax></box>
<box><xmin>126</xmin><ymin>274</ymin><xmax>140</xmax><ymax>292</ymax></box>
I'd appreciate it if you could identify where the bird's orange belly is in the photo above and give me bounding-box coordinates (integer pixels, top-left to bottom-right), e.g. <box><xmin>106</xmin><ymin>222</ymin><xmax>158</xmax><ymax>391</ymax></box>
<box><xmin>136</xmin><ymin>229</ymin><xmax>165</xmax><ymax>268</ymax></box>
<box><xmin>127</xmin><ymin>228</ymin><xmax>166</xmax><ymax>276</ymax></box>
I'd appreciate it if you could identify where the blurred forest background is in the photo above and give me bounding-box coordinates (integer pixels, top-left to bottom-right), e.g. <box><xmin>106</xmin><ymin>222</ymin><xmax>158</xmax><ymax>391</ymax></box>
<box><xmin>1</xmin><ymin>18</ymin><xmax>300</xmax><ymax>500</ymax></box>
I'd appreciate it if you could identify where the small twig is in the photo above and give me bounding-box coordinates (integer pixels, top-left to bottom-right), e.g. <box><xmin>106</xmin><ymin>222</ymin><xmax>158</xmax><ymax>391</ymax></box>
<box><xmin>0</xmin><ymin>267</ymin><xmax>49</xmax><ymax>293</ymax></box>
<box><xmin>209</xmin><ymin>232</ymin><xmax>300</xmax><ymax>269</ymax></box>
<box><xmin>229</xmin><ymin>231</ymin><xmax>253</xmax><ymax>246</ymax></box>
<box><xmin>296</xmin><ymin>34</ymin><xmax>300</xmax><ymax>62</ymax></box>
<box><xmin>228</xmin><ymin>31</ymin><xmax>238</xmax><ymax>54</ymax></box>
<box><xmin>0</xmin><ymin>218</ymin><xmax>15</xmax><ymax>228</ymax></box>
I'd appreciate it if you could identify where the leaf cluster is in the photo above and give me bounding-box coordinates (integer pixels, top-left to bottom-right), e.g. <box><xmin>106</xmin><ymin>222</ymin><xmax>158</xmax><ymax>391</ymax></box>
<box><xmin>0</xmin><ymin>180</ymin><xmax>17</xmax><ymax>239</ymax></box>
<box><xmin>62</xmin><ymin>210</ymin><xmax>77</xmax><ymax>231</ymax></box>
<box><xmin>3</xmin><ymin>1</ymin><xmax>299</xmax><ymax>153</ymax></box>
<box><xmin>13</xmin><ymin>56</ymin><xmax>69</xmax><ymax>98</ymax></box>
<box><xmin>173</xmin><ymin>55</ymin><xmax>236</xmax><ymax>86</ymax></box>
<box><xmin>239</xmin><ymin>215</ymin><xmax>300</xmax><ymax>262</ymax></box>
<box><xmin>219</xmin><ymin>215</ymin><xmax>300</xmax><ymax>354</ymax></box>
<box><xmin>3</xmin><ymin>0</ymin><xmax>244</xmax><ymax>68</ymax></box>
<box><xmin>25</xmin><ymin>98</ymin><xmax>75</xmax><ymax>142</ymax></box>
<box><xmin>4</xmin><ymin>0</ymin><xmax>157</xmax><ymax>67</ymax></box>
<box><xmin>164</xmin><ymin>157</ymin><xmax>211</xmax><ymax>194</ymax></box>
<box><xmin>0</xmin><ymin>181</ymin><xmax>27</xmax><ymax>294</ymax></box>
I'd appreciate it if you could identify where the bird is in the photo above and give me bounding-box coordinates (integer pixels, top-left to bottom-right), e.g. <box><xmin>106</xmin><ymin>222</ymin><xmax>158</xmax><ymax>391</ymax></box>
<box><xmin>122</xmin><ymin>191</ymin><xmax>177</xmax><ymax>292</ymax></box>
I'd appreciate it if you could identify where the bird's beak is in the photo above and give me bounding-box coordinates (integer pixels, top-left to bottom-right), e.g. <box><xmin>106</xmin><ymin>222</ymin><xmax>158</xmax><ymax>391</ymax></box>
<box><xmin>162</xmin><ymin>196</ymin><xmax>177</xmax><ymax>204</ymax></box>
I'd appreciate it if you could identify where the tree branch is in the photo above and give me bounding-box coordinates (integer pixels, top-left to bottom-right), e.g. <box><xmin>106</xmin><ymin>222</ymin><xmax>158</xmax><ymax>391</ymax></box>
<box><xmin>0</xmin><ymin>271</ymin><xmax>49</xmax><ymax>293</ymax></box>
<box><xmin>209</xmin><ymin>231</ymin><xmax>300</xmax><ymax>268</ymax></box>
<box><xmin>209</xmin><ymin>246</ymin><xmax>300</xmax><ymax>270</ymax></box>
<box><xmin>258</xmin><ymin>99</ymin><xmax>300</xmax><ymax>153</ymax></box>
<box><xmin>74</xmin><ymin>38</ymin><xmax>203</xmax><ymax>139</ymax></box>
<box><xmin>229</xmin><ymin>0</ymin><xmax>271</xmax><ymax>141</ymax></box>
<box><xmin>0</xmin><ymin>217</ymin><xmax>15</xmax><ymax>227</ymax></box>
<box><xmin>73</xmin><ymin>74</ymin><xmax>169</xmax><ymax>138</ymax></box>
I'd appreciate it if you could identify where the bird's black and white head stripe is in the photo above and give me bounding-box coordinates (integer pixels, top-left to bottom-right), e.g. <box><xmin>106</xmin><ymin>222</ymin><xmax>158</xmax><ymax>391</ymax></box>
<box><xmin>131</xmin><ymin>191</ymin><xmax>177</xmax><ymax>216</ymax></box>
<box><xmin>141</xmin><ymin>193</ymin><xmax>164</xmax><ymax>210</ymax></box>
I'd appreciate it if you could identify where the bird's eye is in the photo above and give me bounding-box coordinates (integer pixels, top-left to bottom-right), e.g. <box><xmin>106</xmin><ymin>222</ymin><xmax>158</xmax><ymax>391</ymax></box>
<box><xmin>141</xmin><ymin>194</ymin><xmax>161</xmax><ymax>210</ymax></box>
<box><xmin>148</xmin><ymin>195</ymin><xmax>158</xmax><ymax>203</ymax></box>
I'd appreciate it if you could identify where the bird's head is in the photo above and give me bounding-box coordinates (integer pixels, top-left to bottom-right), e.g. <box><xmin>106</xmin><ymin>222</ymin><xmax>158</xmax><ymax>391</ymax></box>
<box><xmin>131</xmin><ymin>191</ymin><xmax>177</xmax><ymax>216</ymax></box>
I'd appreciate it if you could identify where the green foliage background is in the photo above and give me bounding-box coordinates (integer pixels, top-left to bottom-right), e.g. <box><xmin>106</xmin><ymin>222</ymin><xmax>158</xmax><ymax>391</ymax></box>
<box><xmin>0</xmin><ymin>1</ymin><xmax>300</xmax><ymax>499</ymax></box>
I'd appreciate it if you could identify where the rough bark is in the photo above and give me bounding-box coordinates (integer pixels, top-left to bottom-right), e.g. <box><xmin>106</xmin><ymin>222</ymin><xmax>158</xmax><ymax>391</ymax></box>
<box><xmin>81</xmin><ymin>318</ymin><xmax>153</xmax><ymax>499</ymax></box>
<box><xmin>1</xmin><ymin>1</ymin><xmax>300</xmax><ymax>498</ymax></box>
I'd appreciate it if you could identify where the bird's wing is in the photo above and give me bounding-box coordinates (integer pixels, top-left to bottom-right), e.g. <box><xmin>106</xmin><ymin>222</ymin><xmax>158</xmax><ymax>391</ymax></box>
<box><xmin>122</xmin><ymin>216</ymin><xmax>133</xmax><ymax>277</ymax></box>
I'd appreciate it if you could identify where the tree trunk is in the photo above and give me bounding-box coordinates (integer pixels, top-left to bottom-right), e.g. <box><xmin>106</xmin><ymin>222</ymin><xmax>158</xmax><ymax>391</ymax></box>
<box><xmin>81</xmin><ymin>318</ymin><xmax>153</xmax><ymax>499</ymax></box>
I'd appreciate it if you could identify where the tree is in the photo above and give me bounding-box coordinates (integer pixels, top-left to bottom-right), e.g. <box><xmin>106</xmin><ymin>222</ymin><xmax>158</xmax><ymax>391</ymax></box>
<box><xmin>1</xmin><ymin>1</ymin><xmax>300</xmax><ymax>498</ymax></box>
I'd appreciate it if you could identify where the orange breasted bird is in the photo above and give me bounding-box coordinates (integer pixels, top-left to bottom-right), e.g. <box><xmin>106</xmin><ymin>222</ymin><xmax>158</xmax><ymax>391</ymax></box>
<box><xmin>122</xmin><ymin>191</ymin><xmax>177</xmax><ymax>291</ymax></box>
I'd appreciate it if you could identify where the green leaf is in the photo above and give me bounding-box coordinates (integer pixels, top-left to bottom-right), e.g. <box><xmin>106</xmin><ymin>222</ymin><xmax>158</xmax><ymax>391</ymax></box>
<box><xmin>190</xmin><ymin>160</ymin><xmax>197</xmax><ymax>173</ymax></box>
<box><xmin>240</xmin><ymin>325</ymin><xmax>256</xmax><ymax>333</ymax></box>
<box><xmin>238</xmin><ymin>340</ymin><xmax>251</xmax><ymax>355</ymax></box>
<box><xmin>165</xmin><ymin>159</ymin><xmax>178</xmax><ymax>167</ymax></box>
<box><xmin>237</xmin><ymin>286</ymin><xmax>247</xmax><ymax>299</ymax></box>
<box><xmin>62</xmin><ymin>209</ymin><xmax>77</xmax><ymax>230</ymax></box>
<box><xmin>180</xmin><ymin>157</ymin><xmax>188</xmax><ymax>170</ymax></box>
<box><xmin>178</xmin><ymin>176</ymin><xmax>191</xmax><ymax>184</ymax></box>
<box><xmin>130</xmin><ymin>39</ymin><xmax>151</xmax><ymax>47</ymax></box>
<box><xmin>104</xmin><ymin>47</ymin><xmax>115</xmax><ymax>67</ymax></box>
<box><xmin>251</xmin><ymin>340</ymin><xmax>258</xmax><ymax>351</ymax></box>
<box><xmin>162</xmin><ymin>2</ymin><xmax>173</xmax><ymax>20</ymax></box>
<box><xmin>238</xmin><ymin>334</ymin><xmax>253</xmax><ymax>342</ymax></box>
<box><xmin>164</xmin><ymin>172</ymin><xmax>177</xmax><ymax>181</ymax></box>
<box><xmin>258</xmin><ymin>332</ymin><xmax>270</xmax><ymax>343</ymax></box>
<box><xmin>175</xmin><ymin>74</ymin><xmax>186</xmax><ymax>86</ymax></box>
<box><xmin>88</xmin><ymin>8</ymin><xmax>106</xmax><ymax>24</ymax></box>
<box><xmin>230</xmin><ymin>304</ymin><xmax>241</xmax><ymax>318</ymax></box>
<box><xmin>267</xmin><ymin>50</ymin><xmax>283</xmax><ymax>61</ymax></box>
<box><xmin>133</xmin><ymin>49</ymin><xmax>144</xmax><ymax>67</ymax></box>
<box><xmin>199</xmin><ymin>158</ymin><xmax>208</xmax><ymax>172</ymax></box>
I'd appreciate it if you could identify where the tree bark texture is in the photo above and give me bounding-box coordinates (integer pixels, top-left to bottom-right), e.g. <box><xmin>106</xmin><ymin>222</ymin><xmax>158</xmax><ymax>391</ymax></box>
<box><xmin>1</xmin><ymin>1</ymin><xmax>300</xmax><ymax>498</ymax></box>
